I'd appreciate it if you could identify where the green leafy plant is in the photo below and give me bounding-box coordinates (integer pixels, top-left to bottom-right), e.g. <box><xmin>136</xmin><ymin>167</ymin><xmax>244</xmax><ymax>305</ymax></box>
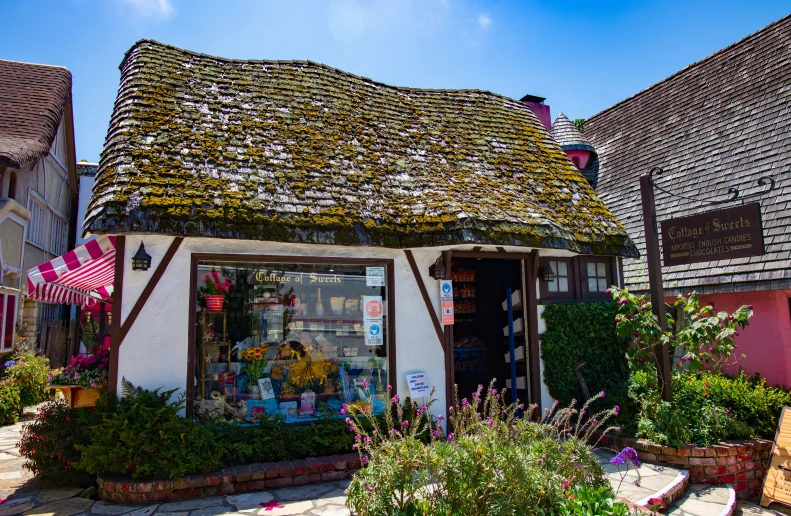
<box><xmin>610</xmin><ymin>288</ymin><xmax>754</xmax><ymax>446</ymax></box>
<box><xmin>3</xmin><ymin>353</ymin><xmax>51</xmax><ymax>411</ymax></box>
<box><xmin>541</xmin><ymin>302</ymin><xmax>635</xmax><ymax>432</ymax></box>
<box><xmin>345</xmin><ymin>381</ymin><xmax>620</xmax><ymax>516</ymax></box>
<box><xmin>545</xmin><ymin>486</ymin><xmax>632</xmax><ymax>516</ymax></box>
<box><xmin>0</xmin><ymin>380</ymin><xmax>22</xmax><ymax>425</ymax></box>
<box><xmin>18</xmin><ymin>400</ymin><xmax>98</xmax><ymax>484</ymax></box>
<box><xmin>78</xmin><ymin>379</ymin><xmax>223</xmax><ymax>480</ymax></box>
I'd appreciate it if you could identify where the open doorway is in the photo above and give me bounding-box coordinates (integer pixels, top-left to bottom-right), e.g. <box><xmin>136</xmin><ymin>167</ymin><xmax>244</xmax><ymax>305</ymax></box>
<box><xmin>450</xmin><ymin>257</ymin><xmax>529</xmax><ymax>404</ymax></box>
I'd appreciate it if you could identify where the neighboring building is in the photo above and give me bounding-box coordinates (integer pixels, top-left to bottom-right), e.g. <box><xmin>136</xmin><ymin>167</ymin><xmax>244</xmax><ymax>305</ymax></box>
<box><xmin>584</xmin><ymin>15</ymin><xmax>791</xmax><ymax>386</ymax></box>
<box><xmin>77</xmin><ymin>40</ymin><xmax>636</xmax><ymax>422</ymax></box>
<box><xmin>76</xmin><ymin>162</ymin><xmax>98</xmax><ymax>247</ymax></box>
<box><xmin>0</xmin><ymin>59</ymin><xmax>79</xmax><ymax>352</ymax></box>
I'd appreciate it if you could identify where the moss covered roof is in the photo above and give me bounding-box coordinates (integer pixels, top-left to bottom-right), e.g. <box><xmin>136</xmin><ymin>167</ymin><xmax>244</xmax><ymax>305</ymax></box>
<box><xmin>85</xmin><ymin>40</ymin><xmax>637</xmax><ymax>257</ymax></box>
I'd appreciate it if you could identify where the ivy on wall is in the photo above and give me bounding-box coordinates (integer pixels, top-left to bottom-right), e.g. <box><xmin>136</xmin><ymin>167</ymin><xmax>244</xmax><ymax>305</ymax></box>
<box><xmin>541</xmin><ymin>302</ymin><xmax>629</xmax><ymax>406</ymax></box>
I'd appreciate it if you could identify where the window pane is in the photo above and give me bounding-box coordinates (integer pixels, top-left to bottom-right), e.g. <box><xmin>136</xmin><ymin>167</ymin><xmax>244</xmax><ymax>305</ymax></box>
<box><xmin>598</xmin><ymin>278</ymin><xmax>607</xmax><ymax>292</ymax></box>
<box><xmin>588</xmin><ymin>278</ymin><xmax>597</xmax><ymax>291</ymax></box>
<box><xmin>195</xmin><ymin>261</ymin><xmax>389</xmax><ymax>424</ymax></box>
<box><xmin>559</xmin><ymin>277</ymin><xmax>568</xmax><ymax>292</ymax></box>
<box><xmin>557</xmin><ymin>261</ymin><xmax>567</xmax><ymax>276</ymax></box>
<box><xmin>597</xmin><ymin>263</ymin><xmax>606</xmax><ymax>277</ymax></box>
<box><xmin>587</xmin><ymin>262</ymin><xmax>595</xmax><ymax>276</ymax></box>
<box><xmin>548</xmin><ymin>279</ymin><xmax>558</xmax><ymax>292</ymax></box>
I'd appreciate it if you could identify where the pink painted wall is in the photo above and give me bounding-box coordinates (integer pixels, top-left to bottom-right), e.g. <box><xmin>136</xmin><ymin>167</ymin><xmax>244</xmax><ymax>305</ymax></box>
<box><xmin>565</xmin><ymin>149</ymin><xmax>591</xmax><ymax>170</ymax></box>
<box><xmin>667</xmin><ymin>290</ymin><xmax>791</xmax><ymax>388</ymax></box>
<box><xmin>523</xmin><ymin>101</ymin><xmax>551</xmax><ymax>131</ymax></box>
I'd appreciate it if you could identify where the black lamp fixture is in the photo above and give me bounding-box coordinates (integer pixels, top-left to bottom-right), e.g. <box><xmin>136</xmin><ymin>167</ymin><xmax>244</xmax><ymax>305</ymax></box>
<box><xmin>537</xmin><ymin>262</ymin><xmax>556</xmax><ymax>282</ymax></box>
<box><xmin>132</xmin><ymin>242</ymin><xmax>152</xmax><ymax>271</ymax></box>
<box><xmin>428</xmin><ymin>256</ymin><xmax>446</xmax><ymax>280</ymax></box>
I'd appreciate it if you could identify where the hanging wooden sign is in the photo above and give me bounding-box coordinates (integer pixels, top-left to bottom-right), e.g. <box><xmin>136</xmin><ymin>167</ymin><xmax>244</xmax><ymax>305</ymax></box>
<box><xmin>660</xmin><ymin>202</ymin><xmax>764</xmax><ymax>267</ymax></box>
<box><xmin>761</xmin><ymin>407</ymin><xmax>791</xmax><ymax>508</ymax></box>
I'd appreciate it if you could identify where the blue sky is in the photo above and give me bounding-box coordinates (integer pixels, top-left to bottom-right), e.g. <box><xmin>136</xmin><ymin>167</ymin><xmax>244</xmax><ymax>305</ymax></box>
<box><xmin>2</xmin><ymin>0</ymin><xmax>789</xmax><ymax>162</ymax></box>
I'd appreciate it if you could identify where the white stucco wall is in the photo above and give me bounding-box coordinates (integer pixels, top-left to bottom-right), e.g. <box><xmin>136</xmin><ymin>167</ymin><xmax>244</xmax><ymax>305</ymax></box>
<box><xmin>116</xmin><ymin>236</ymin><xmax>574</xmax><ymax>420</ymax></box>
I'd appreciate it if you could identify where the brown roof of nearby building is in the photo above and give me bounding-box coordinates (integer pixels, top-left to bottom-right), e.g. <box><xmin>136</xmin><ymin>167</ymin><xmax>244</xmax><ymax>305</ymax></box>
<box><xmin>85</xmin><ymin>40</ymin><xmax>637</xmax><ymax>256</ymax></box>
<box><xmin>0</xmin><ymin>60</ymin><xmax>72</xmax><ymax>169</ymax></box>
<box><xmin>585</xmin><ymin>14</ymin><xmax>791</xmax><ymax>294</ymax></box>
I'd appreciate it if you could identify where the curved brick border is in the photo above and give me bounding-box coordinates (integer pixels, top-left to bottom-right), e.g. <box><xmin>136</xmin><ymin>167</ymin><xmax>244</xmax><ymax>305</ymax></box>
<box><xmin>98</xmin><ymin>453</ymin><xmax>364</xmax><ymax>504</ymax></box>
<box><xmin>597</xmin><ymin>434</ymin><xmax>771</xmax><ymax>500</ymax></box>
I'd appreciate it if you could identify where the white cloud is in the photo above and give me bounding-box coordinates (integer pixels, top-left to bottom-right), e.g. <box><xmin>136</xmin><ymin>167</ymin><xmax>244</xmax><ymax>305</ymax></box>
<box><xmin>118</xmin><ymin>0</ymin><xmax>175</xmax><ymax>19</ymax></box>
<box><xmin>477</xmin><ymin>14</ymin><xmax>491</xmax><ymax>30</ymax></box>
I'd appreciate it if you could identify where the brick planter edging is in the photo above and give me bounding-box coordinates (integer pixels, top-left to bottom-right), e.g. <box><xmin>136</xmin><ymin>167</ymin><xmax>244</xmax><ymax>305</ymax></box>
<box><xmin>97</xmin><ymin>453</ymin><xmax>364</xmax><ymax>504</ymax></box>
<box><xmin>596</xmin><ymin>433</ymin><xmax>771</xmax><ymax>500</ymax></box>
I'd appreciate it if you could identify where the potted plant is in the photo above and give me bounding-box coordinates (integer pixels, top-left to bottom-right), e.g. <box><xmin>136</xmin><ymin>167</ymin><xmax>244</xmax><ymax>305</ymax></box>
<box><xmin>48</xmin><ymin>342</ymin><xmax>110</xmax><ymax>408</ymax></box>
<box><xmin>201</xmin><ymin>269</ymin><xmax>232</xmax><ymax>312</ymax></box>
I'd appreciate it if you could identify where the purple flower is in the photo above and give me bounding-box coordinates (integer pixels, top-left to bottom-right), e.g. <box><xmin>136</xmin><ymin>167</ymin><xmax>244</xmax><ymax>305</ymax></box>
<box><xmin>614</xmin><ymin>405</ymin><xmax>620</xmax><ymax>414</ymax></box>
<box><xmin>387</xmin><ymin>384</ymin><xmax>392</xmax><ymax>391</ymax></box>
<box><xmin>447</xmin><ymin>433</ymin><xmax>454</xmax><ymax>440</ymax></box>
<box><xmin>599</xmin><ymin>391</ymin><xmax>606</xmax><ymax>398</ymax></box>
<box><xmin>391</xmin><ymin>394</ymin><xmax>400</xmax><ymax>404</ymax></box>
<box><xmin>362</xmin><ymin>380</ymin><xmax>370</xmax><ymax>388</ymax></box>
<box><xmin>437</xmin><ymin>415</ymin><xmax>444</xmax><ymax>421</ymax></box>
<box><xmin>518</xmin><ymin>403</ymin><xmax>524</xmax><ymax>410</ymax></box>
<box><xmin>610</xmin><ymin>447</ymin><xmax>640</xmax><ymax>468</ymax></box>
<box><xmin>3</xmin><ymin>360</ymin><xmax>15</xmax><ymax>368</ymax></box>
<box><xmin>402</xmin><ymin>420</ymin><xmax>409</xmax><ymax>428</ymax></box>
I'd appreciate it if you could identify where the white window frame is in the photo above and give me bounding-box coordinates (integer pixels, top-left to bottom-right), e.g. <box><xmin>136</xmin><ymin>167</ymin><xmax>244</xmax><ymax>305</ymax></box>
<box><xmin>27</xmin><ymin>193</ymin><xmax>50</xmax><ymax>251</ymax></box>
<box><xmin>50</xmin><ymin>215</ymin><xmax>68</xmax><ymax>256</ymax></box>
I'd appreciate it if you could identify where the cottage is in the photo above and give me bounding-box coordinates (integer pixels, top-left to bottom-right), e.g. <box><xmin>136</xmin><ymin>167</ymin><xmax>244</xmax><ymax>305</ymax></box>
<box><xmin>0</xmin><ymin>59</ymin><xmax>79</xmax><ymax>356</ymax></box>
<box><xmin>65</xmin><ymin>40</ymin><xmax>636</xmax><ymax>422</ymax></box>
<box><xmin>584</xmin><ymin>14</ymin><xmax>791</xmax><ymax>387</ymax></box>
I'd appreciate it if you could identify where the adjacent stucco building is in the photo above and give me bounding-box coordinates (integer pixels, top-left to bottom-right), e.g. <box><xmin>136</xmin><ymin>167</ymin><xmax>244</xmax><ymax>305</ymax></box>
<box><xmin>0</xmin><ymin>59</ymin><xmax>79</xmax><ymax>352</ymax></box>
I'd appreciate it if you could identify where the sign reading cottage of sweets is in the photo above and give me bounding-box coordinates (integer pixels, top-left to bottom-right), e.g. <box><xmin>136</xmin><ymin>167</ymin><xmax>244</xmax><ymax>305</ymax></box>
<box><xmin>660</xmin><ymin>202</ymin><xmax>765</xmax><ymax>267</ymax></box>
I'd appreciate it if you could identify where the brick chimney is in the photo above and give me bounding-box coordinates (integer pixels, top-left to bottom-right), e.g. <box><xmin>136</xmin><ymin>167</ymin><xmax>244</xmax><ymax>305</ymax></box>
<box><xmin>520</xmin><ymin>94</ymin><xmax>551</xmax><ymax>131</ymax></box>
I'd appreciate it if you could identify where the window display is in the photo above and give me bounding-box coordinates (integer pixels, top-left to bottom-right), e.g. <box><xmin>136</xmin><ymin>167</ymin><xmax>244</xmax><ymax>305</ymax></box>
<box><xmin>193</xmin><ymin>260</ymin><xmax>390</xmax><ymax>424</ymax></box>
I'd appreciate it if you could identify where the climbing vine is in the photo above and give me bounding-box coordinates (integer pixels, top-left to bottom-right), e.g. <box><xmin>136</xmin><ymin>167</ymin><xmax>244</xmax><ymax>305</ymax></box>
<box><xmin>541</xmin><ymin>302</ymin><xmax>629</xmax><ymax>406</ymax></box>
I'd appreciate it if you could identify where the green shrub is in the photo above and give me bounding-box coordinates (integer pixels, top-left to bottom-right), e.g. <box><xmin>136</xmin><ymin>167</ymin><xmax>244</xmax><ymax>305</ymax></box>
<box><xmin>540</xmin><ymin>302</ymin><xmax>635</xmax><ymax>431</ymax></box>
<box><xmin>0</xmin><ymin>380</ymin><xmax>22</xmax><ymax>425</ymax></box>
<box><xmin>19</xmin><ymin>400</ymin><xmax>98</xmax><ymax>484</ymax></box>
<box><xmin>78</xmin><ymin>380</ymin><xmax>223</xmax><ymax>480</ymax></box>
<box><xmin>5</xmin><ymin>353</ymin><xmax>50</xmax><ymax>409</ymax></box>
<box><xmin>543</xmin><ymin>486</ymin><xmax>631</xmax><ymax>516</ymax></box>
<box><xmin>345</xmin><ymin>383</ymin><xmax>619</xmax><ymax>516</ymax></box>
<box><xmin>675</xmin><ymin>370</ymin><xmax>791</xmax><ymax>439</ymax></box>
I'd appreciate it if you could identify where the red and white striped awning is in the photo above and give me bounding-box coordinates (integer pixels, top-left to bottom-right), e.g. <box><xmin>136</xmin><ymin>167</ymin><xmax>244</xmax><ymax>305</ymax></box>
<box><xmin>26</xmin><ymin>235</ymin><xmax>116</xmax><ymax>307</ymax></box>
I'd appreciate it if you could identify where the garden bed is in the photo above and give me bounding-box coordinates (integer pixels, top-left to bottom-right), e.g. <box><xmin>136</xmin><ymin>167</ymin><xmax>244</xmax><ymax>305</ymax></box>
<box><xmin>97</xmin><ymin>453</ymin><xmax>363</xmax><ymax>504</ymax></box>
<box><xmin>596</xmin><ymin>433</ymin><xmax>771</xmax><ymax>500</ymax></box>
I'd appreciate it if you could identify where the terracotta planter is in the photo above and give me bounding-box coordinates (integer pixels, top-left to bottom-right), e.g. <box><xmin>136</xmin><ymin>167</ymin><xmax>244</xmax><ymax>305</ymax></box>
<box><xmin>49</xmin><ymin>385</ymin><xmax>101</xmax><ymax>409</ymax></box>
<box><xmin>205</xmin><ymin>295</ymin><xmax>225</xmax><ymax>312</ymax></box>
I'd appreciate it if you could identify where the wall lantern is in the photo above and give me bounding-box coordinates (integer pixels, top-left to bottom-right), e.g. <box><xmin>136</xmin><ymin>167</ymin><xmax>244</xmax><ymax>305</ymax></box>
<box><xmin>132</xmin><ymin>242</ymin><xmax>152</xmax><ymax>271</ymax></box>
<box><xmin>428</xmin><ymin>256</ymin><xmax>446</xmax><ymax>280</ymax></box>
<box><xmin>537</xmin><ymin>262</ymin><xmax>556</xmax><ymax>282</ymax></box>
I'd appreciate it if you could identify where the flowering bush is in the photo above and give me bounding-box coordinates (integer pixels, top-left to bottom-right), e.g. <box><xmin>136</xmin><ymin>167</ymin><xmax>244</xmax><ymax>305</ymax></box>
<box><xmin>19</xmin><ymin>399</ymin><xmax>98</xmax><ymax>484</ymax></box>
<box><xmin>0</xmin><ymin>379</ymin><xmax>22</xmax><ymax>425</ymax></box>
<box><xmin>201</xmin><ymin>268</ymin><xmax>231</xmax><ymax>296</ymax></box>
<box><xmin>610</xmin><ymin>288</ymin><xmax>755</xmax><ymax>446</ymax></box>
<box><xmin>345</xmin><ymin>381</ymin><xmax>621</xmax><ymax>515</ymax></box>
<box><xmin>49</xmin><ymin>342</ymin><xmax>109</xmax><ymax>389</ymax></box>
<box><xmin>4</xmin><ymin>353</ymin><xmax>50</xmax><ymax>408</ymax></box>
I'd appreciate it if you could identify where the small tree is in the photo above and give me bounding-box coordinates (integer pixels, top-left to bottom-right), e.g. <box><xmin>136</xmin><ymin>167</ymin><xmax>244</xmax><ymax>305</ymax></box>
<box><xmin>608</xmin><ymin>288</ymin><xmax>752</xmax><ymax>393</ymax></box>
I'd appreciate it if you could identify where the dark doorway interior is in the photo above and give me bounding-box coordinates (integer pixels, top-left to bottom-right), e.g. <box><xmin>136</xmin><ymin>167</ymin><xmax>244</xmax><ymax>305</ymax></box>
<box><xmin>451</xmin><ymin>258</ymin><xmax>526</xmax><ymax>404</ymax></box>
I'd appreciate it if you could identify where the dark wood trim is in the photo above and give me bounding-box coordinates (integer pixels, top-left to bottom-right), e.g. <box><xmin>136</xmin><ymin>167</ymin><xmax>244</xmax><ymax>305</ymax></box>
<box><xmin>119</xmin><ymin>237</ymin><xmax>184</xmax><ymax>345</ymax></box>
<box><xmin>526</xmin><ymin>250</ymin><xmax>541</xmax><ymax>412</ymax></box>
<box><xmin>186</xmin><ymin>254</ymin><xmax>198</xmax><ymax>417</ymax></box>
<box><xmin>451</xmin><ymin>251</ymin><xmax>533</xmax><ymax>260</ymax></box>
<box><xmin>574</xmin><ymin>257</ymin><xmax>584</xmax><ymax>301</ymax></box>
<box><xmin>189</xmin><ymin>253</ymin><xmax>391</xmax><ymax>265</ymax></box>
<box><xmin>538</xmin><ymin>257</ymin><xmax>576</xmax><ymax>301</ymax></box>
<box><xmin>404</xmin><ymin>250</ymin><xmax>444</xmax><ymax>350</ymax></box>
<box><xmin>443</xmin><ymin>250</ymin><xmax>455</xmax><ymax>411</ymax></box>
<box><xmin>471</xmin><ymin>246</ymin><xmax>482</xmax><ymax>252</ymax></box>
<box><xmin>108</xmin><ymin>236</ymin><xmax>125</xmax><ymax>395</ymax></box>
<box><xmin>617</xmin><ymin>257</ymin><xmax>625</xmax><ymax>288</ymax></box>
<box><xmin>387</xmin><ymin>259</ymin><xmax>397</xmax><ymax>398</ymax></box>
<box><xmin>579</xmin><ymin>255</ymin><xmax>614</xmax><ymax>300</ymax></box>
<box><xmin>496</xmin><ymin>247</ymin><xmax>506</xmax><ymax>253</ymax></box>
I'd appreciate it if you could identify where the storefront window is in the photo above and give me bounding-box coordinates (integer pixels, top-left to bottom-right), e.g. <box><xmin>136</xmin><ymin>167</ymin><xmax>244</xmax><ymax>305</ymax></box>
<box><xmin>193</xmin><ymin>260</ymin><xmax>390</xmax><ymax>424</ymax></box>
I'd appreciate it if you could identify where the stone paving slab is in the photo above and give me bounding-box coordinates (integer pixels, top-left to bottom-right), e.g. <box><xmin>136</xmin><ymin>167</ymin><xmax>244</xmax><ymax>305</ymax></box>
<box><xmin>738</xmin><ymin>501</ymin><xmax>791</xmax><ymax>515</ymax></box>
